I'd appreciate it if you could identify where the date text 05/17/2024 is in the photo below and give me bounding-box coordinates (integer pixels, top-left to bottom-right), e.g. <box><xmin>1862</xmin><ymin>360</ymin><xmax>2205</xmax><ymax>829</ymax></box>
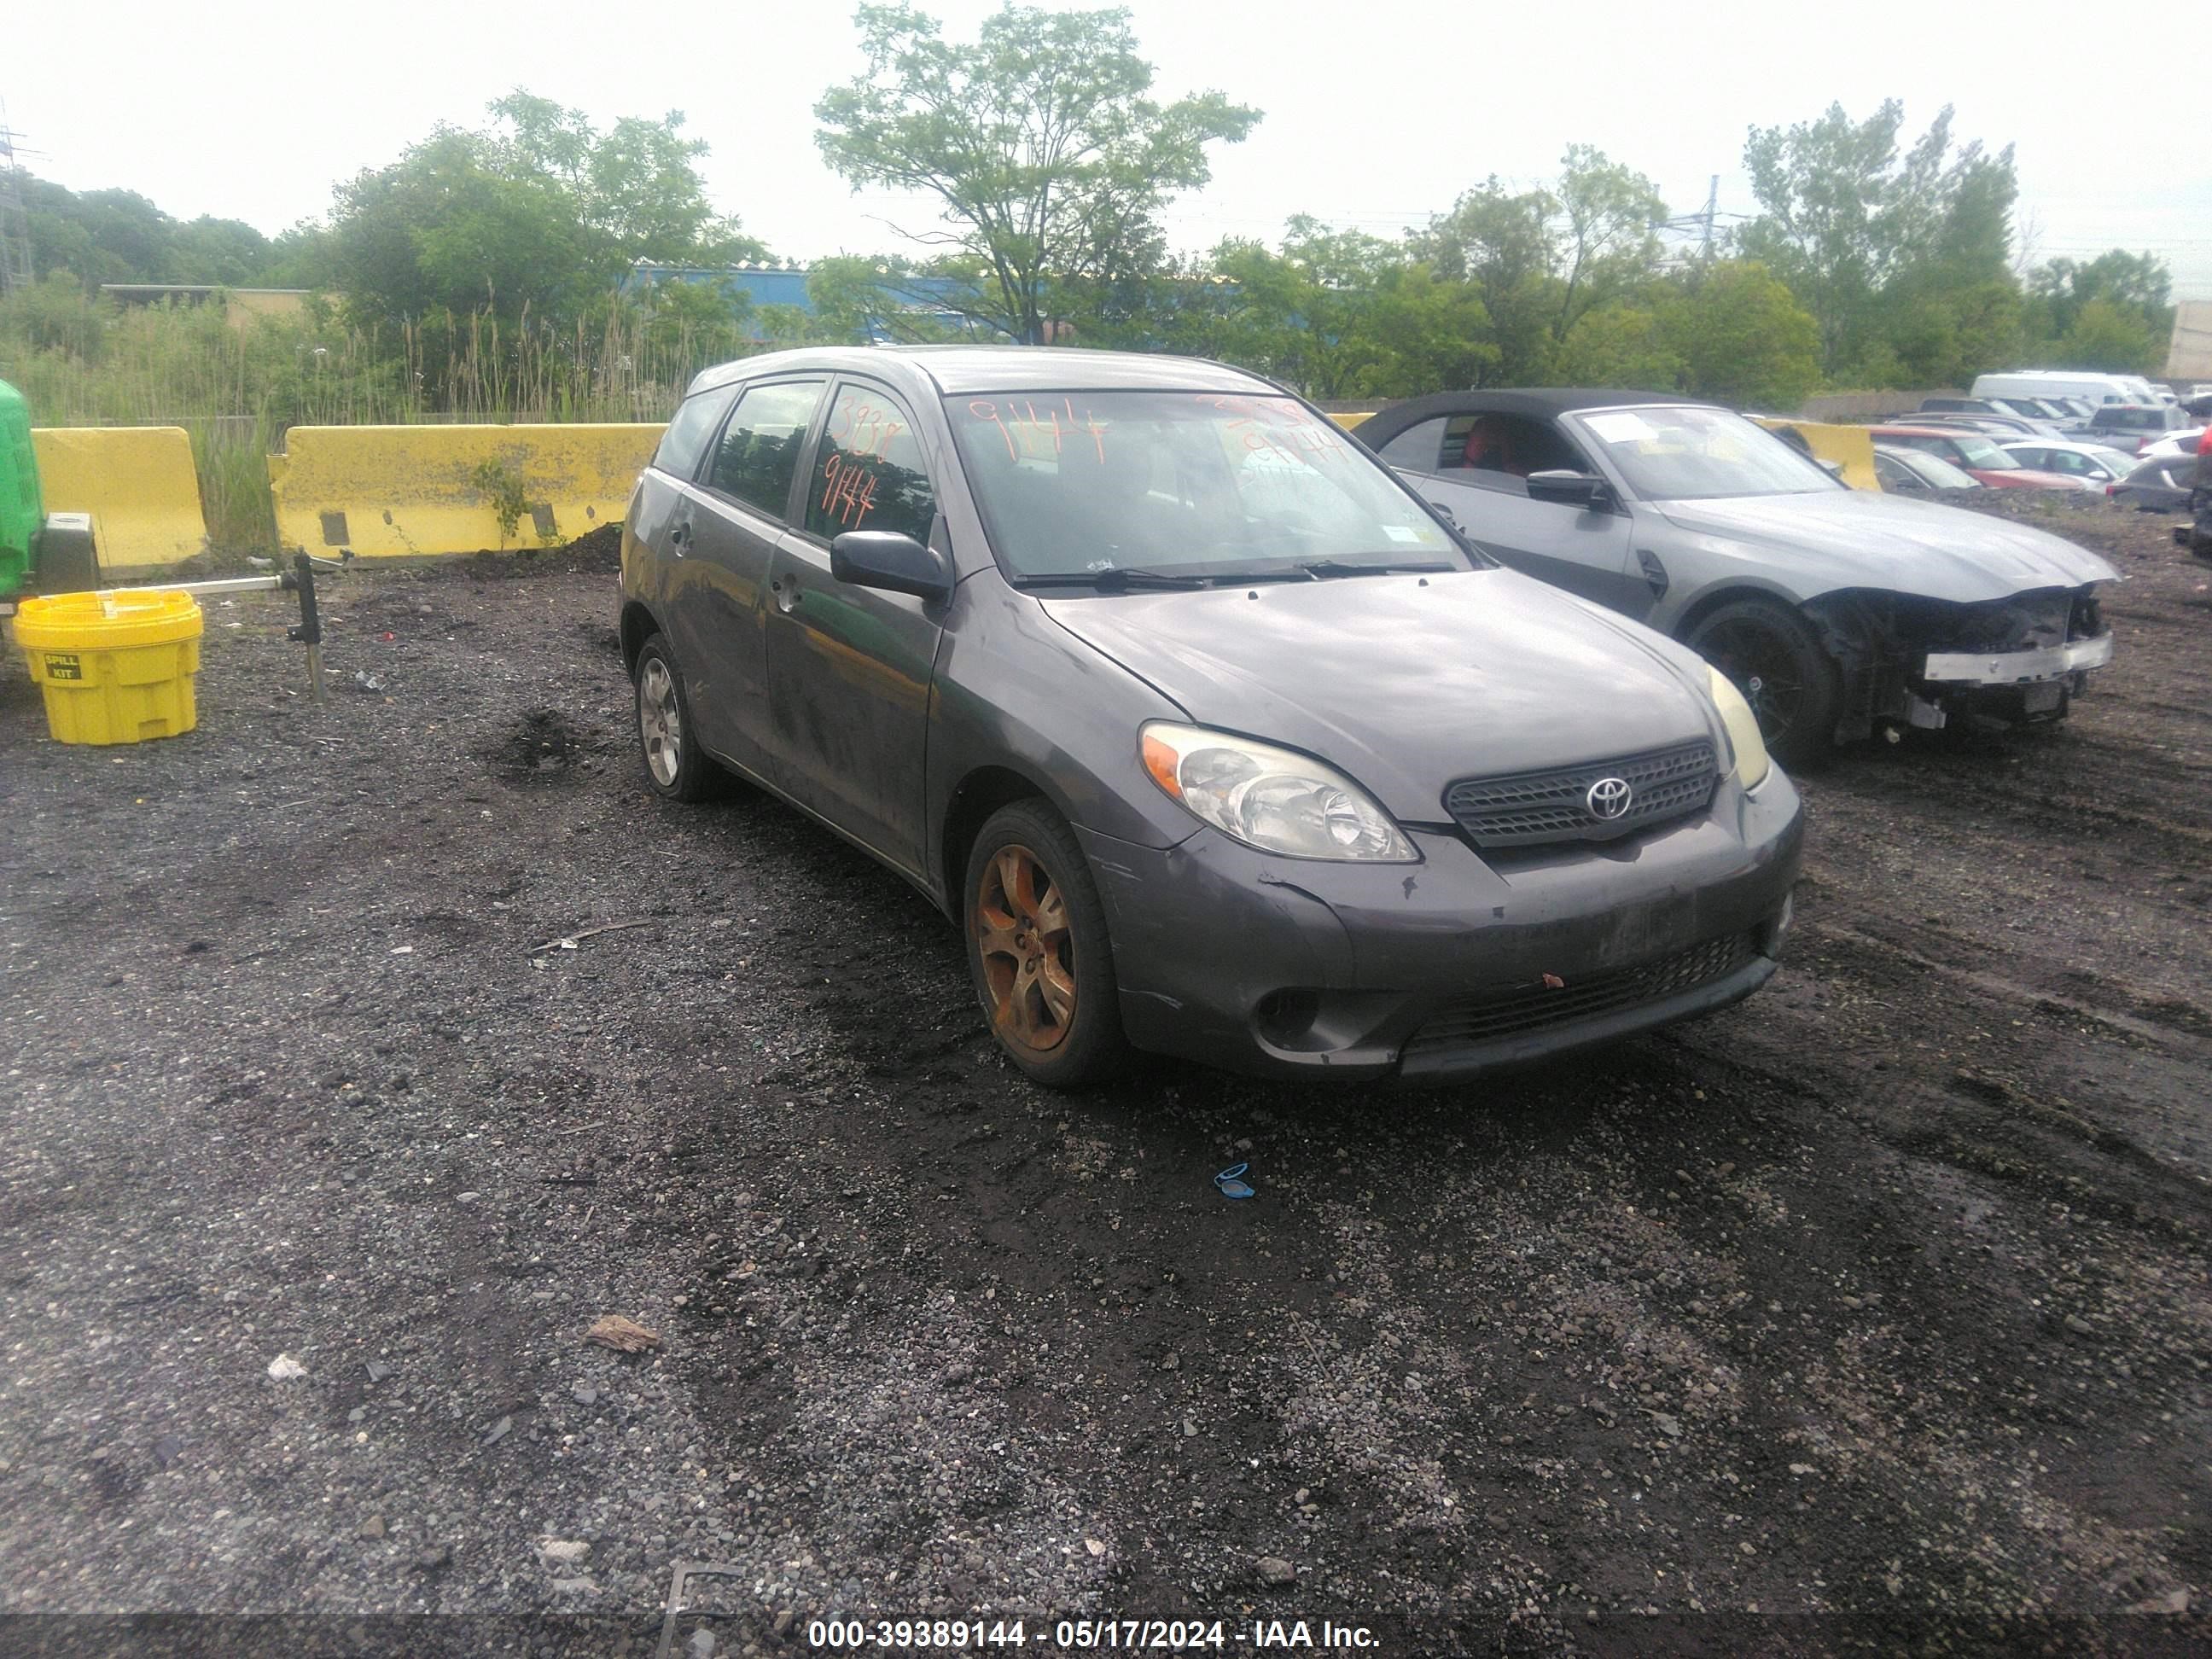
<box><xmin>804</xmin><ymin>1618</ymin><xmax>1382</xmax><ymax>1650</ymax></box>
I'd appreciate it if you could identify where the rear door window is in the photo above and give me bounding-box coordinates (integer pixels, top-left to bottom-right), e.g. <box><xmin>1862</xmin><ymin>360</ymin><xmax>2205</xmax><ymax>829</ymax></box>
<box><xmin>802</xmin><ymin>381</ymin><xmax>939</xmax><ymax>544</ymax></box>
<box><xmin>707</xmin><ymin>380</ymin><xmax>826</xmax><ymax>520</ymax></box>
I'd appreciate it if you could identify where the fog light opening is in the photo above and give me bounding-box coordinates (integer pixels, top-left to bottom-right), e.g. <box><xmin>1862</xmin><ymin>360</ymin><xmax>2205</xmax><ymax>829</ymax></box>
<box><xmin>1254</xmin><ymin>987</ymin><xmax>1323</xmax><ymax>1049</ymax></box>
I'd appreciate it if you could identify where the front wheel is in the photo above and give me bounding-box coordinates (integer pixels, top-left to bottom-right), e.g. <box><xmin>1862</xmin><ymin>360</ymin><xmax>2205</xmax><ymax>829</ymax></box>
<box><xmin>963</xmin><ymin>800</ymin><xmax>1128</xmax><ymax>1089</ymax></box>
<box><xmin>1684</xmin><ymin>598</ymin><xmax>1841</xmax><ymax>770</ymax></box>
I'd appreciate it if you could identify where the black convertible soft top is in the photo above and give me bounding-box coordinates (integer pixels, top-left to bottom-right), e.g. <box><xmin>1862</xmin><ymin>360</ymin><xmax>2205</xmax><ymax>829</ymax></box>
<box><xmin>1351</xmin><ymin>387</ymin><xmax>1720</xmax><ymax>451</ymax></box>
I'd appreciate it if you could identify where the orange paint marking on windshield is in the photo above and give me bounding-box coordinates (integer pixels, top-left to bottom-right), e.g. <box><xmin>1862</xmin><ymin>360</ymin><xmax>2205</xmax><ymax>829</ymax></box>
<box><xmin>967</xmin><ymin>397</ymin><xmax>1107</xmax><ymax>463</ymax></box>
<box><xmin>970</xmin><ymin>399</ymin><xmax>1017</xmax><ymax>463</ymax></box>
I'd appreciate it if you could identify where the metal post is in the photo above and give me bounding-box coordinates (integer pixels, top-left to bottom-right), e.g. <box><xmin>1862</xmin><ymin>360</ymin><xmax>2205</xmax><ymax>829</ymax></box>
<box><xmin>289</xmin><ymin>552</ymin><xmax>325</xmax><ymax>704</ymax></box>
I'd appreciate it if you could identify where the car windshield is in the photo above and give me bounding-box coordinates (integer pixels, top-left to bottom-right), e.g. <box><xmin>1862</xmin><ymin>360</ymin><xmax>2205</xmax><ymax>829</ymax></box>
<box><xmin>1908</xmin><ymin>451</ymin><xmax>1981</xmax><ymax>488</ymax></box>
<box><xmin>945</xmin><ymin>391</ymin><xmax>1468</xmax><ymax>582</ymax></box>
<box><xmin>1938</xmin><ymin>434</ymin><xmax>2016</xmax><ymax>471</ymax></box>
<box><xmin>1563</xmin><ymin>405</ymin><xmax>1837</xmax><ymax>501</ymax></box>
<box><xmin>2087</xmin><ymin>447</ymin><xmax>2137</xmax><ymax>474</ymax></box>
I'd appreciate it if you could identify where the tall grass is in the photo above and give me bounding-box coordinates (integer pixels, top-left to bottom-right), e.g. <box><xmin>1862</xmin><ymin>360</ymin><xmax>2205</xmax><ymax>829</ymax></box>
<box><xmin>0</xmin><ymin>280</ymin><xmax>817</xmax><ymax>553</ymax></box>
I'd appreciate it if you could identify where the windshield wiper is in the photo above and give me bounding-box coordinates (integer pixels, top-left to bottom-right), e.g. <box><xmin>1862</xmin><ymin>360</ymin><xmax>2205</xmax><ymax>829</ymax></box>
<box><xmin>1010</xmin><ymin>568</ymin><xmax>1211</xmax><ymax>592</ymax></box>
<box><xmin>1297</xmin><ymin>558</ymin><xmax>1458</xmax><ymax>579</ymax></box>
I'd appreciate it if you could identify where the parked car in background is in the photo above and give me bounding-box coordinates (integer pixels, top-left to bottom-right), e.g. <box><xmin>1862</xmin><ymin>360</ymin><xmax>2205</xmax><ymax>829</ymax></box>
<box><xmin>619</xmin><ymin>348</ymin><xmax>1806</xmax><ymax>1086</ymax></box>
<box><xmin>2084</xmin><ymin>403</ymin><xmax>2192</xmax><ymax>455</ymax></box>
<box><xmin>1998</xmin><ymin>439</ymin><xmax>2139</xmax><ymax>486</ymax></box>
<box><xmin>1355</xmin><ymin>392</ymin><xmax>2116</xmax><ymax>765</ymax></box>
<box><xmin>1912</xmin><ymin>412</ymin><xmax>2064</xmax><ymax>442</ymax></box>
<box><xmin>1971</xmin><ymin>370</ymin><xmax>2137</xmax><ymax>410</ymax></box>
<box><xmin>1869</xmin><ymin>426</ymin><xmax>2100</xmax><ymax>491</ymax></box>
<box><xmin>2110</xmin><ymin>453</ymin><xmax>2198</xmax><ymax>512</ymax></box>
<box><xmin>1918</xmin><ymin>399</ymin><xmax>2064</xmax><ymax>436</ymax></box>
<box><xmin>1873</xmin><ymin>445</ymin><xmax>1982</xmax><ymax>493</ymax></box>
<box><xmin>2139</xmin><ymin>427</ymin><xmax>2209</xmax><ymax>462</ymax></box>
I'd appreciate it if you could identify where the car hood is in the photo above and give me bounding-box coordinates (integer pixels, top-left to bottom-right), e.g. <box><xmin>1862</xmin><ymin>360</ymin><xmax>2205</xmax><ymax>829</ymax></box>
<box><xmin>1653</xmin><ymin>489</ymin><xmax>2117</xmax><ymax>599</ymax></box>
<box><xmin>1039</xmin><ymin>568</ymin><xmax>1720</xmax><ymax>818</ymax></box>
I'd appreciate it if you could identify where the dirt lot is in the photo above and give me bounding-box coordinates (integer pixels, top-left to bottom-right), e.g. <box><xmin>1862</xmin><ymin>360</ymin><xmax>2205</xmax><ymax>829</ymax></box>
<box><xmin>1</xmin><ymin>500</ymin><xmax>2207</xmax><ymax>1656</ymax></box>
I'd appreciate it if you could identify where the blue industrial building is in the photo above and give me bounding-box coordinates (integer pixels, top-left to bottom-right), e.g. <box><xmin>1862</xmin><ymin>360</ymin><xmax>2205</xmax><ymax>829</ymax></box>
<box><xmin>620</xmin><ymin>262</ymin><xmax>1003</xmax><ymax>342</ymax></box>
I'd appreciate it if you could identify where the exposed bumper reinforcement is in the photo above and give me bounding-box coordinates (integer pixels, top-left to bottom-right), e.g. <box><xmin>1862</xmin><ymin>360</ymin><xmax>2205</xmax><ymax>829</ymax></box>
<box><xmin>1922</xmin><ymin>632</ymin><xmax>2113</xmax><ymax>685</ymax></box>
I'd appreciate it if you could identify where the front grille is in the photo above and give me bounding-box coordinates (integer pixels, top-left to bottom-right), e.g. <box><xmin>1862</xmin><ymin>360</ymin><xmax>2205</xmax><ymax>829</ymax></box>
<box><xmin>1402</xmin><ymin>932</ymin><xmax>1759</xmax><ymax>1059</ymax></box>
<box><xmin>1444</xmin><ymin>742</ymin><xmax>1719</xmax><ymax>847</ymax></box>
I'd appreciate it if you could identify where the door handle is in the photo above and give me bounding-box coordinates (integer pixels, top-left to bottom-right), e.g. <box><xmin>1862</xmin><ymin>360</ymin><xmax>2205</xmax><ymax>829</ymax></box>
<box><xmin>669</xmin><ymin>520</ymin><xmax>693</xmax><ymax>556</ymax></box>
<box><xmin>771</xmin><ymin>576</ymin><xmax>801</xmax><ymax>614</ymax></box>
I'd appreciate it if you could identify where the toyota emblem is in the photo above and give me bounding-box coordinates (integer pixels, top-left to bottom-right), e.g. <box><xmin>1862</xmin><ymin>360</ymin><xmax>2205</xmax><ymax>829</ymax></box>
<box><xmin>1586</xmin><ymin>777</ymin><xmax>1633</xmax><ymax>819</ymax></box>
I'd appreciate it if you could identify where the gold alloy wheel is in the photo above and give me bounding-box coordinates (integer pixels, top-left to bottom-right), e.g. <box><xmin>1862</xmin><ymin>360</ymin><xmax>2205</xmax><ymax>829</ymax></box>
<box><xmin>974</xmin><ymin>844</ymin><xmax>1077</xmax><ymax>1055</ymax></box>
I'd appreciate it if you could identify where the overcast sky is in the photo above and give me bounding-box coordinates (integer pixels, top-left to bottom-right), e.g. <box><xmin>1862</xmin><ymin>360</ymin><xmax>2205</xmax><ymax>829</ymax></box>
<box><xmin>8</xmin><ymin>0</ymin><xmax>2209</xmax><ymax>299</ymax></box>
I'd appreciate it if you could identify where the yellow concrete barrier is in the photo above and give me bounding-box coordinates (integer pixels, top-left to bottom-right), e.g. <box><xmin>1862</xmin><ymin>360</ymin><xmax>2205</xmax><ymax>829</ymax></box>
<box><xmin>31</xmin><ymin>427</ymin><xmax>210</xmax><ymax>572</ymax></box>
<box><xmin>1328</xmin><ymin>411</ymin><xmax>1373</xmax><ymax>430</ymax></box>
<box><xmin>1752</xmin><ymin>417</ymin><xmax>1880</xmax><ymax>492</ymax></box>
<box><xmin>267</xmin><ymin>423</ymin><xmax>666</xmax><ymax>558</ymax></box>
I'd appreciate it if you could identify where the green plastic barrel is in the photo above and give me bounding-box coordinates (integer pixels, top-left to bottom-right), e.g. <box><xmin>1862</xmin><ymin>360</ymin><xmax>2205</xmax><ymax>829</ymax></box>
<box><xmin>0</xmin><ymin>378</ymin><xmax>41</xmax><ymax>599</ymax></box>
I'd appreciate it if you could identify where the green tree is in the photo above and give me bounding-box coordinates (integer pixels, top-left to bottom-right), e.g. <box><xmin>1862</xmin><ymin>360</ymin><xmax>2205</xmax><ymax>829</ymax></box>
<box><xmin>2051</xmin><ymin>296</ymin><xmax>2158</xmax><ymax>374</ymax></box>
<box><xmin>1554</xmin><ymin>301</ymin><xmax>1683</xmax><ymax>391</ymax></box>
<box><xmin>2023</xmin><ymin>249</ymin><xmax>2172</xmax><ymax>369</ymax></box>
<box><xmin>1412</xmin><ymin>179</ymin><xmax>1559</xmax><ymax>383</ymax></box>
<box><xmin>1353</xmin><ymin>261</ymin><xmax>1497</xmax><ymax>397</ymax></box>
<box><xmin>814</xmin><ymin>3</ymin><xmax>1260</xmax><ymax>344</ymax></box>
<box><xmin>804</xmin><ymin>253</ymin><xmax>989</xmax><ymax>344</ymax></box>
<box><xmin>329</xmin><ymin>128</ymin><xmax>595</xmax><ymax>323</ymax></box>
<box><xmin>1658</xmin><ymin>260</ymin><xmax>1818</xmax><ymax>409</ymax></box>
<box><xmin>490</xmin><ymin>92</ymin><xmax>763</xmax><ymax>265</ymax></box>
<box><xmin>325</xmin><ymin>93</ymin><xmax>764</xmax><ymax>329</ymax></box>
<box><xmin>1740</xmin><ymin>101</ymin><xmax>2019</xmax><ymax>381</ymax></box>
<box><xmin>1552</xmin><ymin>146</ymin><xmax>1668</xmax><ymax>340</ymax></box>
<box><xmin>168</xmin><ymin>218</ymin><xmax>275</xmax><ymax>286</ymax></box>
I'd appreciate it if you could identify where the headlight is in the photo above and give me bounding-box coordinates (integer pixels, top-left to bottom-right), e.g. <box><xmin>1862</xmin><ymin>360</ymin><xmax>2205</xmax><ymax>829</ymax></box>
<box><xmin>1707</xmin><ymin>667</ymin><xmax>1772</xmax><ymax>789</ymax></box>
<box><xmin>1139</xmin><ymin>722</ymin><xmax>1417</xmax><ymax>862</ymax></box>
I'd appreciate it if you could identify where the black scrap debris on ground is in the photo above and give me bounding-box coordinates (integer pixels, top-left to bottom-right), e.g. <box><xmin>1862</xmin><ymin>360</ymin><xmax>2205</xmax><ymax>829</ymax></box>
<box><xmin>0</xmin><ymin>506</ymin><xmax>2206</xmax><ymax>1655</ymax></box>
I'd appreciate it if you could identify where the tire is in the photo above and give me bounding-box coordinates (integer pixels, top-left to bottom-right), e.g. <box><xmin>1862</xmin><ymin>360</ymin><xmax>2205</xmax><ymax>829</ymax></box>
<box><xmin>1683</xmin><ymin>597</ymin><xmax>1842</xmax><ymax>770</ymax></box>
<box><xmin>632</xmin><ymin>633</ymin><xmax>721</xmax><ymax>802</ymax></box>
<box><xmin>963</xmin><ymin>800</ymin><xmax>1128</xmax><ymax>1089</ymax></box>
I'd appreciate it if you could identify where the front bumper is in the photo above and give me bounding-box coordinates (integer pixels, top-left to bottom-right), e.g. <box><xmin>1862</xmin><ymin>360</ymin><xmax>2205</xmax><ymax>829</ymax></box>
<box><xmin>1078</xmin><ymin>771</ymin><xmax>1803</xmax><ymax>1083</ymax></box>
<box><xmin>1922</xmin><ymin>632</ymin><xmax>2113</xmax><ymax>685</ymax></box>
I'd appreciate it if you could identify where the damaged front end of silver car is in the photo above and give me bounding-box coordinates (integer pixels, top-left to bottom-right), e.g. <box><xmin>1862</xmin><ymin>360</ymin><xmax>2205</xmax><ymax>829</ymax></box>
<box><xmin>1802</xmin><ymin>585</ymin><xmax>2114</xmax><ymax>742</ymax></box>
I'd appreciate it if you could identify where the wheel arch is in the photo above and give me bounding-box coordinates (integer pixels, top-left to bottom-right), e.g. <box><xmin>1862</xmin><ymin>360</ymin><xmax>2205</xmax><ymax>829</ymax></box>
<box><xmin>619</xmin><ymin>600</ymin><xmax>661</xmax><ymax>678</ymax></box>
<box><xmin>939</xmin><ymin>764</ymin><xmax>1061</xmax><ymax>918</ymax></box>
<box><xmin>1670</xmin><ymin>581</ymin><xmax>1823</xmax><ymax>649</ymax></box>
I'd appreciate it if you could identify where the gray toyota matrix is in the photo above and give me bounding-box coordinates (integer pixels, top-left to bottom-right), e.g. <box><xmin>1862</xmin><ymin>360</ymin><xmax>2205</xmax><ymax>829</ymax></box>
<box><xmin>617</xmin><ymin>346</ymin><xmax>1803</xmax><ymax>1087</ymax></box>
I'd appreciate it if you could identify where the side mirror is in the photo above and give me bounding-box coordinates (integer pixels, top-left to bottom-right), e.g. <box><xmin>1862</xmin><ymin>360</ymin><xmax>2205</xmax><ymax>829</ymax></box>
<box><xmin>1524</xmin><ymin>469</ymin><xmax>1612</xmax><ymax>510</ymax></box>
<box><xmin>830</xmin><ymin>530</ymin><xmax>952</xmax><ymax>602</ymax></box>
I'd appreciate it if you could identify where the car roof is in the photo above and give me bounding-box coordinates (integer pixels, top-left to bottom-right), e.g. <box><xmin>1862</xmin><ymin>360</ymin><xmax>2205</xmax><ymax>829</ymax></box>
<box><xmin>1349</xmin><ymin>387</ymin><xmax>1719</xmax><ymax>449</ymax></box>
<box><xmin>685</xmin><ymin>345</ymin><xmax>1271</xmax><ymax>399</ymax></box>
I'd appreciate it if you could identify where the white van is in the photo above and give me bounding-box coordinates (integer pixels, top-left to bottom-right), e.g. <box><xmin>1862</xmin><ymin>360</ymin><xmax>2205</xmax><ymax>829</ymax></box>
<box><xmin>1972</xmin><ymin>371</ymin><xmax>2137</xmax><ymax>409</ymax></box>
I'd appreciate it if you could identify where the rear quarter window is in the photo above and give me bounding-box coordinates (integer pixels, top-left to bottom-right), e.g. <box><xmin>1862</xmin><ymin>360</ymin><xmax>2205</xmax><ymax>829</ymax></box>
<box><xmin>654</xmin><ymin>386</ymin><xmax>738</xmax><ymax>480</ymax></box>
<box><xmin>1374</xmin><ymin>417</ymin><xmax>1449</xmax><ymax>472</ymax></box>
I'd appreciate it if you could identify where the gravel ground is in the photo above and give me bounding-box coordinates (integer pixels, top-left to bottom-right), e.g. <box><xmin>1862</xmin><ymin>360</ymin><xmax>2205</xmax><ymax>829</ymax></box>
<box><xmin>1</xmin><ymin>504</ymin><xmax>2207</xmax><ymax>1657</ymax></box>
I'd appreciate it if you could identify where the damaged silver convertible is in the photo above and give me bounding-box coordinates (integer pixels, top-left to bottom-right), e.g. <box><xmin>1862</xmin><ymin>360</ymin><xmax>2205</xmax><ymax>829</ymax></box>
<box><xmin>1355</xmin><ymin>390</ymin><xmax>2118</xmax><ymax>765</ymax></box>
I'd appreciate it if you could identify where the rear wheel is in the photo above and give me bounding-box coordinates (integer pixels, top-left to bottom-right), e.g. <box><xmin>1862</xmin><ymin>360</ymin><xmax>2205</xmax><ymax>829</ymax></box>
<box><xmin>1685</xmin><ymin>598</ymin><xmax>1841</xmax><ymax>769</ymax></box>
<box><xmin>963</xmin><ymin>800</ymin><xmax>1127</xmax><ymax>1089</ymax></box>
<box><xmin>632</xmin><ymin>633</ymin><xmax>721</xmax><ymax>801</ymax></box>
